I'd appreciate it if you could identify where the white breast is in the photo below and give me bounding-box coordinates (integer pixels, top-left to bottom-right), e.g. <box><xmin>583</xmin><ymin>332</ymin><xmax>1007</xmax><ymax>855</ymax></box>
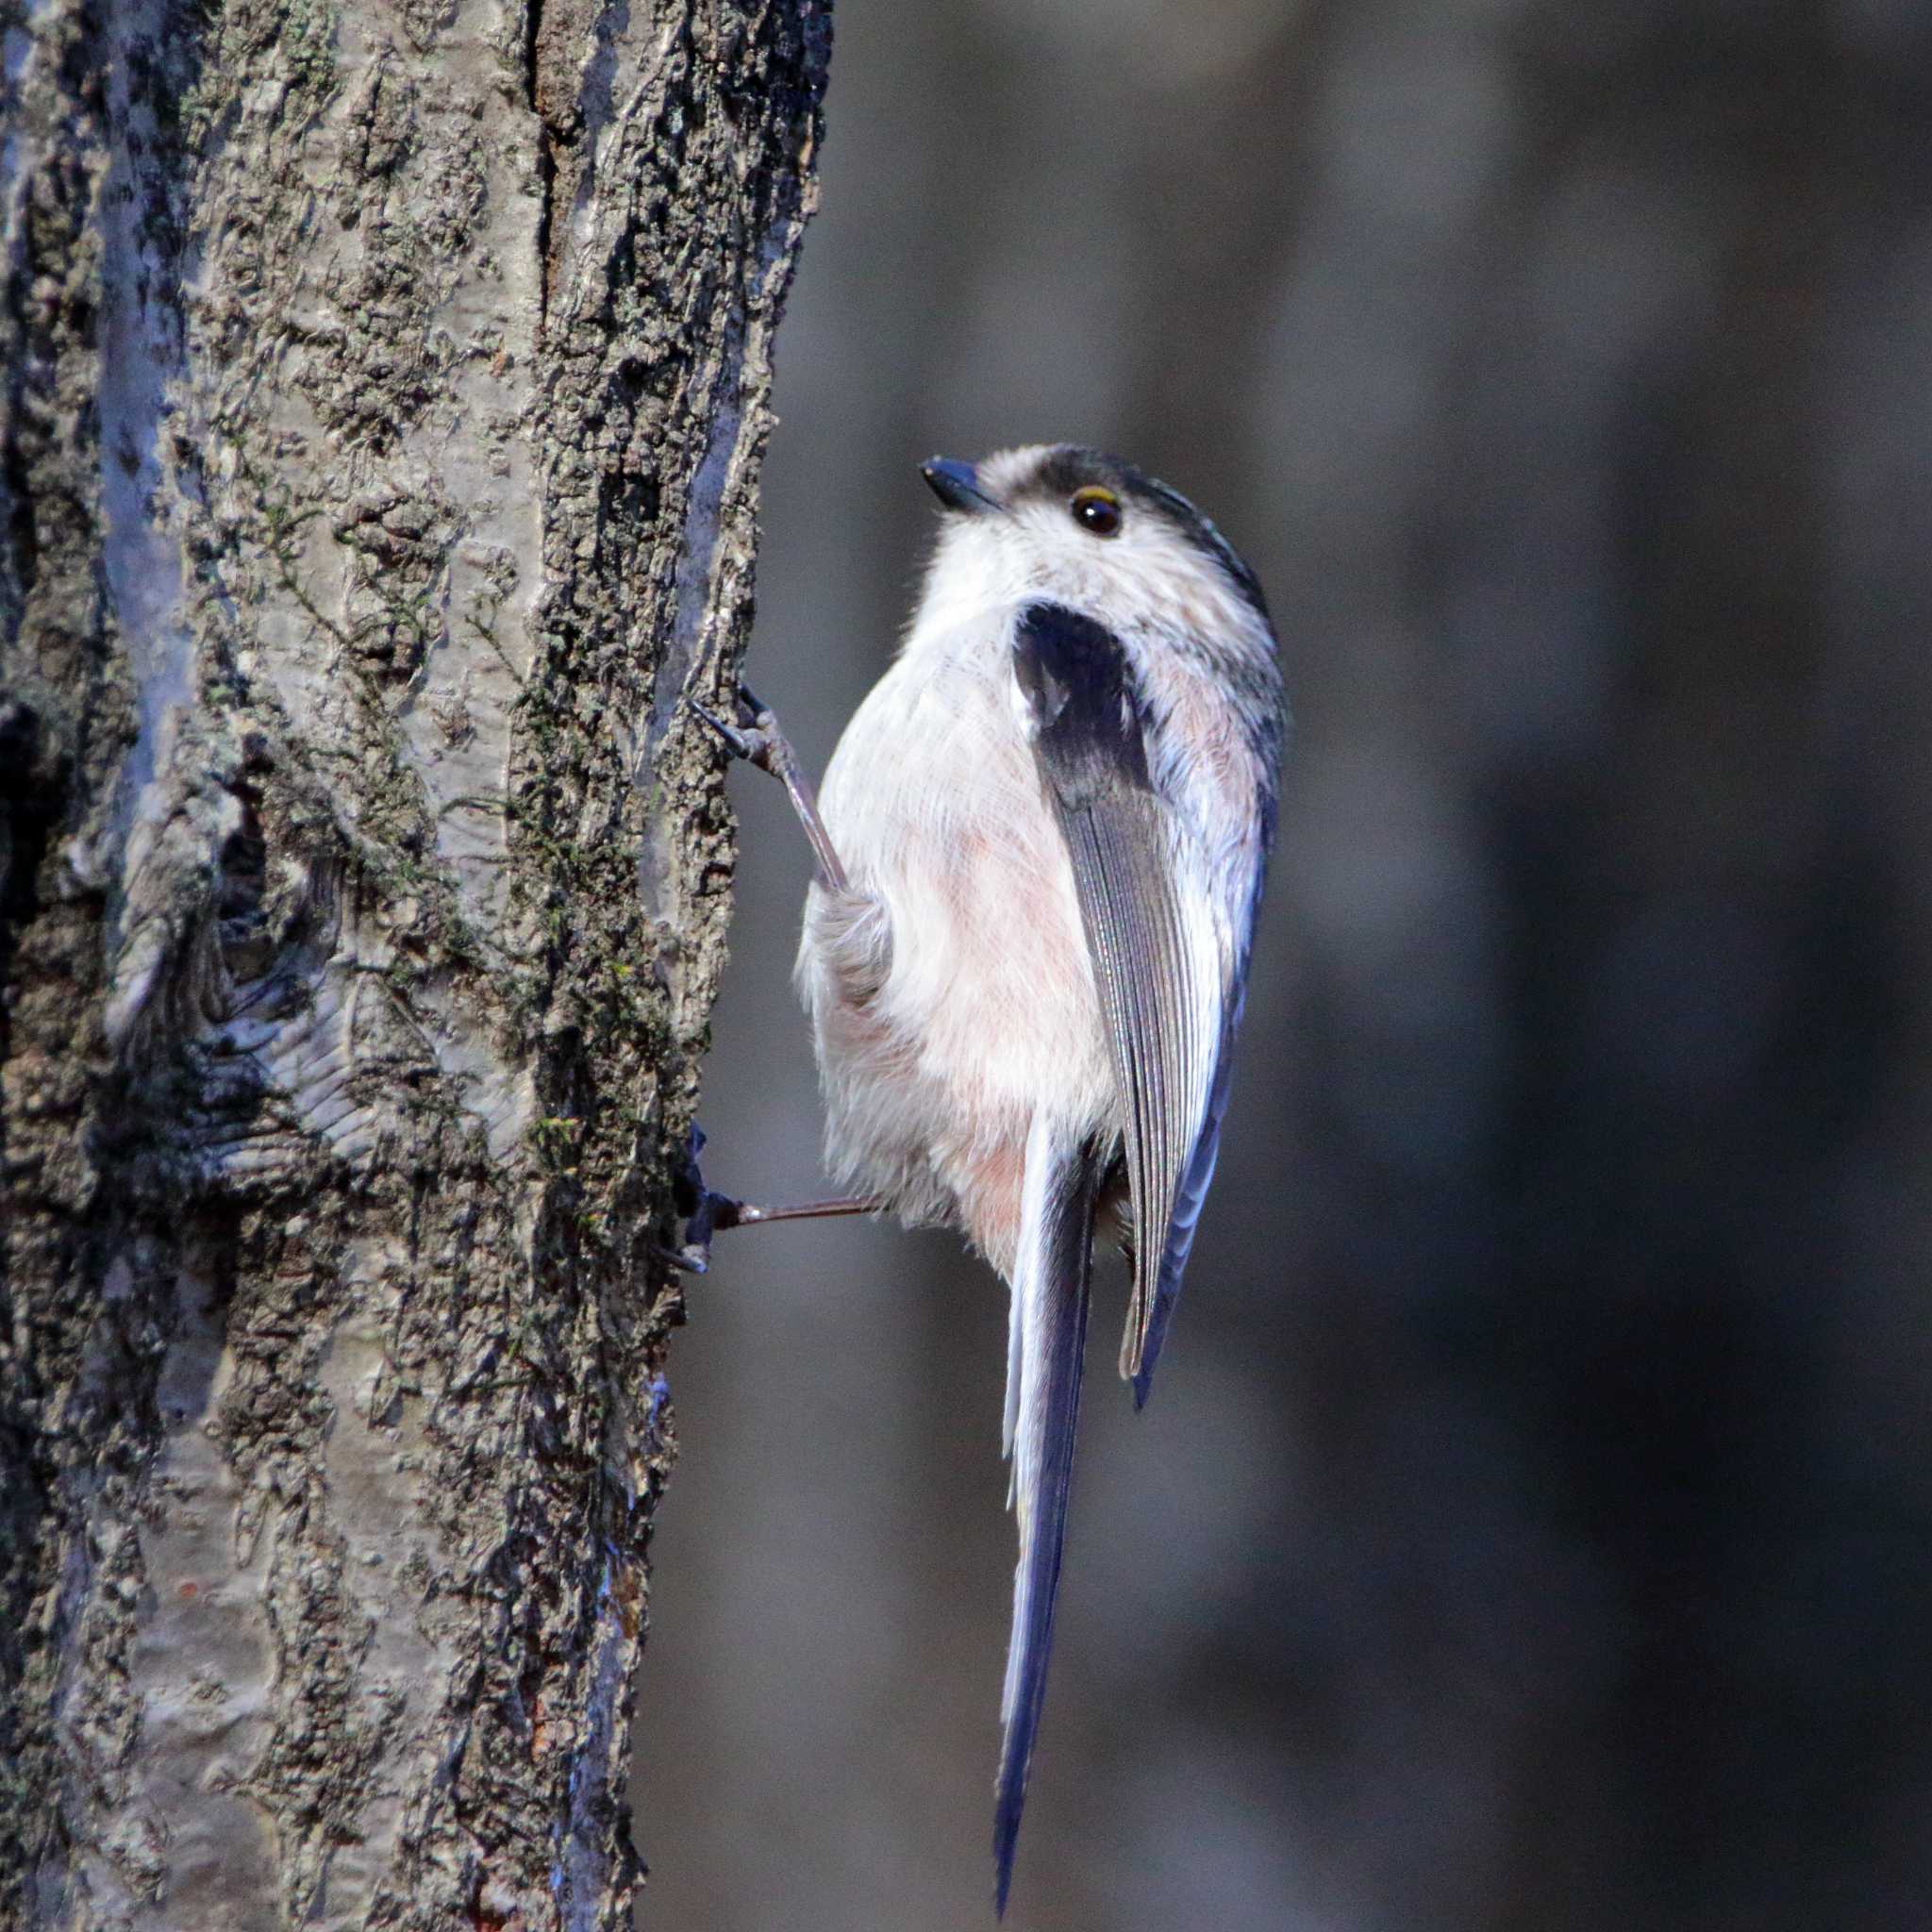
<box><xmin>796</xmin><ymin>611</ymin><xmax>1118</xmax><ymax>1260</ymax></box>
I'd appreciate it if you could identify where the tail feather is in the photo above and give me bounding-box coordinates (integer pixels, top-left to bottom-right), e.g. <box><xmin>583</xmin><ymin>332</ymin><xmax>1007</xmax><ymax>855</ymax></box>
<box><xmin>994</xmin><ymin>1119</ymin><xmax>1098</xmax><ymax>1915</ymax></box>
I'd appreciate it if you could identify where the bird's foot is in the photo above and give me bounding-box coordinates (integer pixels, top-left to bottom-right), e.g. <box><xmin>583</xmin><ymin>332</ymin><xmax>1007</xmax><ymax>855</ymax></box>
<box><xmin>687</xmin><ymin>682</ymin><xmax>785</xmax><ymax>778</ymax></box>
<box><xmin>663</xmin><ymin>1123</ymin><xmax>741</xmax><ymax>1274</ymax></box>
<box><xmin>663</xmin><ymin>1124</ymin><xmax>882</xmax><ymax>1273</ymax></box>
<box><xmin>686</xmin><ymin>683</ymin><xmax>850</xmax><ymax>890</ymax></box>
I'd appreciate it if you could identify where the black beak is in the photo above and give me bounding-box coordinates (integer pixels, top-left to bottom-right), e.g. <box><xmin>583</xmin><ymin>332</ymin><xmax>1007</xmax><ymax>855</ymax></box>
<box><xmin>921</xmin><ymin>457</ymin><xmax>999</xmax><ymax>515</ymax></box>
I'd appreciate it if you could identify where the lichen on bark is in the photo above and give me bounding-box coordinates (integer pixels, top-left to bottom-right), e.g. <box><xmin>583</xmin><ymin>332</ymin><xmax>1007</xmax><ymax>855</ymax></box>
<box><xmin>0</xmin><ymin>0</ymin><xmax>829</xmax><ymax>1924</ymax></box>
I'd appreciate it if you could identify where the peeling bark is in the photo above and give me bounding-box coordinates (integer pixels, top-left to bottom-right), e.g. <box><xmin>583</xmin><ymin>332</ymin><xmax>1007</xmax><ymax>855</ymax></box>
<box><xmin>0</xmin><ymin>0</ymin><xmax>828</xmax><ymax>1924</ymax></box>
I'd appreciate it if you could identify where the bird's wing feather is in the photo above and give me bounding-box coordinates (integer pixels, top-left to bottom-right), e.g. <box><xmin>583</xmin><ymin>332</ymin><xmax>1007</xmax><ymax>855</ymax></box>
<box><xmin>994</xmin><ymin>1113</ymin><xmax>1099</xmax><ymax>1915</ymax></box>
<box><xmin>1130</xmin><ymin>971</ymin><xmax>1243</xmax><ymax>1405</ymax></box>
<box><xmin>1012</xmin><ymin>599</ymin><xmax>1233</xmax><ymax>1397</ymax></box>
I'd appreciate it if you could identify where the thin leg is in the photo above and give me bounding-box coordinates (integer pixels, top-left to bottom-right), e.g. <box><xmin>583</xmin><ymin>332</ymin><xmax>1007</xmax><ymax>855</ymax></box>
<box><xmin>667</xmin><ymin>1129</ymin><xmax>886</xmax><ymax>1273</ymax></box>
<box><xmin>712</xmin><ymin>1193</ymin><xmax>881</xmax><ymax>1229</ymax></box>
<box><xmin>689</xmin><ymin>683</ymin><xmax>849</xmax><ymax>891</ymax></box>
<box><xmin>661</xmin><ymin>1193</ymin><xmax>884</xmax><ymax>1274</ymax></box>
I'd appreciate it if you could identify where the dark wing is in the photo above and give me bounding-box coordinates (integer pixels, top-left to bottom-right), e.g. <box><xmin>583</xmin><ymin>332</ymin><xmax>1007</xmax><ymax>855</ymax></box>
<box><xmin>1013</xmin><ymin>601</ymin><xmax>1231</xmax><ymax>1398</ymax></box>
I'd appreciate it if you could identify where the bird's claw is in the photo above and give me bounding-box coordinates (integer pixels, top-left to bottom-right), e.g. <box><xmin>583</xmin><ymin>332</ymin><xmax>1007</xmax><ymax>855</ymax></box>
<box><xmin>687</xmin><ymin>696</ymin><xmax>754</xmax><ymax>760</ymax></box>
<box><xmin>664</xmin><ymin>1121</ymin><xmax>749</xmax><ymax>1274</ymax></box>
<box><xmin>688</xmin><ymin>683</ymin><xmax>782</xmax><ymax>775</ymax></box>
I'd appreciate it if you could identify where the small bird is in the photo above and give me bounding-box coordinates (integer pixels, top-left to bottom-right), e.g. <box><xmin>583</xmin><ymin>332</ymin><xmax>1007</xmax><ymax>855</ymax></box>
<box><xmin>696</xmin><ymin>444</ymin><xmax>1283</xmax><ymax>1912</ymax></box>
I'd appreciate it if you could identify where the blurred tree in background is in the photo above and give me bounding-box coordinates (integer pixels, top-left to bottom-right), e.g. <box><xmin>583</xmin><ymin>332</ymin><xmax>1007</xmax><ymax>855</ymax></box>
<box><xmin>641</xmin><ymin>2</ymin><xmax>1932</xmax><ymax>1928</ymax></box>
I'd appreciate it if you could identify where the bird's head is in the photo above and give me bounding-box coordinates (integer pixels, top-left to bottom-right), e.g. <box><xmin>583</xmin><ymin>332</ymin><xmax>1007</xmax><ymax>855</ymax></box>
<box><xmin>914</xmin><ymin>443</ymin><xmax>1273</xmax><ymax>659</ymax></box>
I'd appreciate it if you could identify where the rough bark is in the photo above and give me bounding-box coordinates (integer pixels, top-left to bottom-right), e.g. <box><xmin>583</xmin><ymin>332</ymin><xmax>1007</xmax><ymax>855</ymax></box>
<box><xmin>0</xmin><ymin>0</ymin><xmax>827</xmax><ymax>1923</ymax></box>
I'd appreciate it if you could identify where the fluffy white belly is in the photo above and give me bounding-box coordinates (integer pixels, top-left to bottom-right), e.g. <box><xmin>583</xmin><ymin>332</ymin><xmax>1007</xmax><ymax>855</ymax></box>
<box><xmin>798</xmin><ymin>635</ymin><xmax>1117</xmax><ymax>1262</ymax></box>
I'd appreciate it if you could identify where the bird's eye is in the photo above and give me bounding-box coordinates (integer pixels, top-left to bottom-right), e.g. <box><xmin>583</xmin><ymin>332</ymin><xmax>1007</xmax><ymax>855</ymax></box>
<box><xmin>1070</xmin><ymin>486</ymin><xmax>1123</xmax><ymax>537</ymax></box>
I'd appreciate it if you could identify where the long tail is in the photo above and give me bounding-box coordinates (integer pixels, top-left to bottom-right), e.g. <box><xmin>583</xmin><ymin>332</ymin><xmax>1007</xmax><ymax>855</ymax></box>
<box><xmin>994</xmin><ymin>1118</ymin><xmax>1099</xmax><ymax>1915</ymax></box>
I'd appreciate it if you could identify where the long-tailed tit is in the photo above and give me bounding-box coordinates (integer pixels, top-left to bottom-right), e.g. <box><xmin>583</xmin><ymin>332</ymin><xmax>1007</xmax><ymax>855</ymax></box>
<box><xmin>696</xmin><ymin>444</ymin><xmax>1284</xmax><ymax>1911</ymax></box>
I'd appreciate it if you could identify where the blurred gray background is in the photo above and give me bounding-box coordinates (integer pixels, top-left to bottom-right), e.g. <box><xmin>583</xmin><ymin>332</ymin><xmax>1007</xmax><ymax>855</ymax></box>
<box><xmin>636</xmin><ymin>2</ymin><xmax>1932</xmax><ymax>1926</ymax></box>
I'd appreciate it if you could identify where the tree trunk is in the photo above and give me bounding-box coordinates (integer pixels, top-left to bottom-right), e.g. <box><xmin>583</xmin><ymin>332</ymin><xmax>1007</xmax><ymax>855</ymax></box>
<box><xmin>0</xmin><ymin>0</ymin><xmax>827</xmax><ymax>1922</ymax></box>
